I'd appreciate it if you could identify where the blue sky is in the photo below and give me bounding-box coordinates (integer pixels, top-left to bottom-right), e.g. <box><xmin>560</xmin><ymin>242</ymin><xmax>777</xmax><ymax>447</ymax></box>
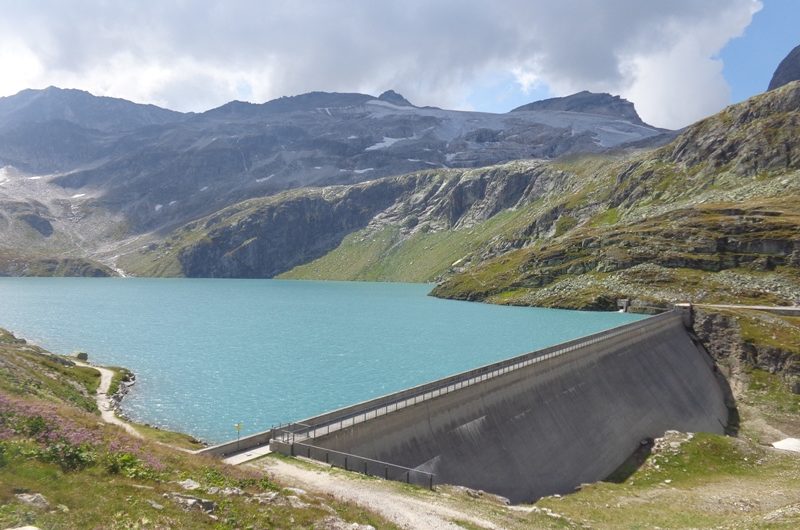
<box><xmin>720</xmin><ymin>0</ymin><xmax>800</xmax><ymax>102</ymax></box>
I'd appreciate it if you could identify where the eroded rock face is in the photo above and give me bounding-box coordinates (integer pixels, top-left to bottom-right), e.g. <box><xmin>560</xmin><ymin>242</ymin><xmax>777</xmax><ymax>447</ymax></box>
<box><xmin>177</xmin><ymin>179</ymin><xmax>414</xmax><ymax>278</ymax></box>
<box><xmin>769</xmin><ymin>45</ymin><xmax>800</xmax><ymax>91</ymax></box>
<box><xmin>692</xmin><ymin>308</ymin><xmax>800</xmax><ymax>394</ymax></box>
<box><xmin>666</xmin><ymin>81</ymin><xmax>800</xmax><ymax>177</ymax></box>
<box><xmin>164</xmin><ymin>162</ymin><xmax>566</xmax><ymax>278</ymax></box>
<box><xmin>512</xmin><ymin>90</ymin><xmax>646</xmax><ymax>126</ymax></box>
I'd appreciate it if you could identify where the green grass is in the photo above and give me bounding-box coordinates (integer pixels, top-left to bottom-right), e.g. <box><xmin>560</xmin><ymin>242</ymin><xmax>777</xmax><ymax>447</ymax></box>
<box><xmin>450</xmin><ymin>519</ymin><xmax>493</xmax><ymax>530</ymax></box>
<box><xmin>283</xmin><ymin>205</ymin><xmax>541</xmax><ymax>283</ymax></box>
<box><xmin>132</xmin><ymin>423</ymin><xmax>207</xmax><ymax>451</ymax></box>
<box><xmin>106</xmin><ymin>366</ymin><xmax>134</xmax><ymax>397</ymax></box>
<box><xmin>553</xmin><ymin>214</ymin><xmax>577</xmax><ymax>236</ymax></box>
<box><xmin>746</xmin><ymin>369</ymin><xmax>800</xmax><ymax>415</ymax></box>
<box><xmin>738</xmin><ymin>313</ymin><xmax>800</xmax><ymax>356</ymax></box>
<box><xmin>532</xmin><ymin>432</ymin><xmax>800</xmax><ymax>529</ymax></box>
<box><xmin>0</xmin><ymin>443</ymin><xmax>394</xmax><ymax>529</ymax></box>
<box><xmin>0</xmin><ymin>334</ymin><xmax>100</xmax><ymax>413</ymax></box>
<box><xmin>627</xmin><ymin>434</ymin><xmax>756</xmax><ymax>486</ymax></box>
<box><xmin>590</xmin><ymin>207</ymin><xmax>620</xmax><ymax>226</ymax></box>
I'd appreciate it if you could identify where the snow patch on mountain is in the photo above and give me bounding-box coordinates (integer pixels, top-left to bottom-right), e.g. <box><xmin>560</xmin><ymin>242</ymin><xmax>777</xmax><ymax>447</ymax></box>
<box><xmin>365</xmin><ymin>137</ymin><xmax>405</xmax><ymax>151</ymax></box>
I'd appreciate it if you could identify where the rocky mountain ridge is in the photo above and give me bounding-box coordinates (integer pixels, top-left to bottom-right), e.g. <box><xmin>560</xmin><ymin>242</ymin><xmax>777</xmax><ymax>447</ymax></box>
<box><xmin>769</xmin><ymin>44</ymin><xmax>800</xmax><ymax>91</ymax></box>
<box><xmin>120</xmin><ymin>82</ymin><xmax>800</xmax><ymax>312</ymax></box>
<box><xmin>0</xmin><ymin>86</ymin><xmax>662</xmax><ymax>237</ymax></box>
<box><xmin>0</xmin><ymin>86</ymin><xmax>186</xmax><ymax>133</ymax></box>
<box><xmin>512</xmin><ymin>91</ymin><xmax>645</xmax><ymax>125</ymax></box>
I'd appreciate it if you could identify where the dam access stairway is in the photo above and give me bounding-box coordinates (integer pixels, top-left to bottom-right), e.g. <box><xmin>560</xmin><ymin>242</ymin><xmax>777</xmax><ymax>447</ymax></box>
<box><xmin>205</xmin><ymin>310</ymin><xmax>730</xmax><ymax>503</ymax></box>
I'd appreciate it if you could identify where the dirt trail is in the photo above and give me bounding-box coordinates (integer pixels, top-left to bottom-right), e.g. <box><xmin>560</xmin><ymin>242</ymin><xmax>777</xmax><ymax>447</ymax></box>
<box><xmin>77</xmin><ymin>361</ymin><xmax>142</xmax><ymax>438</ymax></box>
<box><xmin>253</xmin><ymin>457</ymin><xmax>501</xmax><ymax>530</ymax></box>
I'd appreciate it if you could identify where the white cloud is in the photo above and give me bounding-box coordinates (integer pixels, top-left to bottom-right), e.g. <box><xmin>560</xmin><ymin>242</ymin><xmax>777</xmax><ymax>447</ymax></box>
<box><xmin>618</xmin><ymin>3</ymin><xmax>759</xmax><ymax>128</ymax></box>
<box><xmin>0</xmin><ymin>0</ymin><xmax>762</xmax><ymax>128</ymax></box>
<box><xmin>0</xmin><ymin>38</ymin><xmax>45</xmax><ymax>97</ymax></box>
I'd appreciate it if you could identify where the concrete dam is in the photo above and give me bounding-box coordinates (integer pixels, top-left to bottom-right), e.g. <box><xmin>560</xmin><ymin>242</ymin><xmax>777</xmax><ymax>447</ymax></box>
<box><xmin>219</xmin><ymin>310</ymin><xmax>730</xmax><ymax>503</ymax></box>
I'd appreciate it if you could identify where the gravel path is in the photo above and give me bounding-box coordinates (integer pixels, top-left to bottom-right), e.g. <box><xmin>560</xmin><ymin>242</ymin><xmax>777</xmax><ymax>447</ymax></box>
<box><xmin>77</xmin><ymin>361</ymin><xmax>142</xmax><ymax>438</ymax></box>
<box><xmin>252</xmin><ymin>457</ymin><xmax>499</xmax><ymax>530</ymax></box>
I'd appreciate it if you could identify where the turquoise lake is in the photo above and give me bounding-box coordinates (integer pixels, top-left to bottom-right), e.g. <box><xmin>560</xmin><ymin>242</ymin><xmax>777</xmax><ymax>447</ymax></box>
<box><xmin>0</xmin><ymin>278</ymin><xmax>643</xmax><ymax>443</ymax></box>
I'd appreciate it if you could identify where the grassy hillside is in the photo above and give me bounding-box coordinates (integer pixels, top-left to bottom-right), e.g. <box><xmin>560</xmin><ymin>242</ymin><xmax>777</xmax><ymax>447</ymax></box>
<box><xmin>281</xmin><ymin>206</ymin><xmax>538</xmax><ymax>282</ymax></box>
<box><xmin>0</xmin><ymin>328</ymin><xmax>393</xmax><ymax>529</ymax></box>
<box><xmin>433</xmin><ymin>198</ymin><xmax>800</xmax><ymax>309</ymax></box>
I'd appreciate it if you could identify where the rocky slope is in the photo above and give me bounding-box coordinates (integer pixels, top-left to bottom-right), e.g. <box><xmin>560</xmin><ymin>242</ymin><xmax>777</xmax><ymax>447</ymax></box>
<box><xmin>0</xmin><ymin>164</ymin><xmax>130</xmax><ymax>277</ymax></box>
<box><xmin>124</xmin><ymin>83</ymin><xmax>800</xmax><ymax>313</ymax></box>
<box><xmin>512</xmin><ymin>90</ymin><xmax>646</xmax><ymax>125</ymax></box>
<box><xmin>693</xmin><ymin>307</ymin><xmax>799</xmax><ymax>393</ymax></box>
<box><xmin>0</xmin><ymin>86</ymin><xmax>662</xmax><ymax>238</ymax></box>
<box><xmin>119</xmin><ymin>161</ymin><xmax>568</xmax><ymax>278</ymax></box>
<box><xmin>769</xmin><ymin>44</ymin><xmax>800</xmax><ymax>90</ymax></box>
<box><xmin>0</xmin><ymin>252</ymin><xmax>113</xmax><ymax>277</ymax></box>
<box><xmin>0</xmin><ymin>86</ymin><xmax>186</xmax><ymax>133</ymax></box>
<box><xmin>432</xmin><ymin>81</ymin><xmax>800</xmax><ymax>308</ymax></box>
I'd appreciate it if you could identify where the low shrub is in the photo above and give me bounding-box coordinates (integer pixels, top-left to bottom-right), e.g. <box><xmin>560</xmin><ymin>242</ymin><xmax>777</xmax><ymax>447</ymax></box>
<box><xmin>103</xmin><ymin>451</ymin><xmax>157</xmax><ymax>479</ymax></box>
<box><xmin>41</xmin><ymin>441</ymin><xmax>96</xmax><ymax>471</ymax></box>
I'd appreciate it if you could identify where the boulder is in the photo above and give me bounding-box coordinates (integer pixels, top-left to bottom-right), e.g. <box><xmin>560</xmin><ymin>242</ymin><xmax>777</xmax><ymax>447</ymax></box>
<box><xmin>14</xmin><ymin>493</ymin><xmax>49</xmax><ymax>509</ymax></box>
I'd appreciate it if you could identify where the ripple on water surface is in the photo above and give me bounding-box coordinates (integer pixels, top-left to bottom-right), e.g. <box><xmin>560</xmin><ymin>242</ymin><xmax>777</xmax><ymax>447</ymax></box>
<box><xmin>0</xmin><ymin>278</ymin><xmax>643</xmax><ymax>443</ymax></box>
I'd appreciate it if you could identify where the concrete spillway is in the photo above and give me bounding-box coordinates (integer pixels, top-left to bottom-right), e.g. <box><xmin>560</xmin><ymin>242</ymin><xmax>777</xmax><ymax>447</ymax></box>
<box><xmin>270</xmin><ymin>311</ymin><xmax>729</xmax><ymax>502</ymax></box>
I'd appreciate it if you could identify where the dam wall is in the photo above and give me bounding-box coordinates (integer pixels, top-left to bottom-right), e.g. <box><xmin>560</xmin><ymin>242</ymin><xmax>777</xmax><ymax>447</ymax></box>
<box><xmin>196</xmin><ymin>429</ymin><xmax>274</xmax><ymax>458</ymax></box>
<box><xmin>273</xmin><ymin>311</ymin><xmax>729</xmax><ymax>503</ymax></box>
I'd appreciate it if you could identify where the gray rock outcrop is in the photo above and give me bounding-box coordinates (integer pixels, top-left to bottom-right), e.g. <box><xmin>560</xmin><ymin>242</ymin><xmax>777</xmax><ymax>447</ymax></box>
<box><xmin>512</xmin><ymin>91</ymin><xmax>646</xmax><ymax>126</ymax></box>
<box><xmin>14</xmin><ymin>493</ymin><xmax>49</xmax><ymax>509</ymax></box>
<box><xmin>769</xmin><ymin>44</ymin><xmax>800</xmax><ymax>90</ymax></box>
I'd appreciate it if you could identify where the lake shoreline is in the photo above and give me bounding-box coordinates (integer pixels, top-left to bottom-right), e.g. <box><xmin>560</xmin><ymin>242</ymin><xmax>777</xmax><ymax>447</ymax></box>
<box><xmin>5</xmin><ymin>326</ymin><xmax>210</xmax><ymax>448</ymax></box>
<box><xmin>0</xmin><ymin>277</ymin><xmax>644</xmax><ymax>443</ymax></box>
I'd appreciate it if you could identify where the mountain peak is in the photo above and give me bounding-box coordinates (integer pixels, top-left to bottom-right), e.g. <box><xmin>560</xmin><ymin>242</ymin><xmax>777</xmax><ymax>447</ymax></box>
<box><xmin>511</xmin><ymin>91</ymin><xmax>646</xmax><ymax>126</ymax></box>
<box><xmin>769</xmin><ymin>44</ymin><xmax>800</xmax><ymax>91</ymax></box>
<box><xmin>0</xmin><ymin>86</ymin><xmax>184</xmax><ymax>133</ymax></box>
<box><xmin>377</xmin><ymin>90</ymin><xmax>413</xmax><ymax>107</ymax></box>
<box><xmin>254</xmin><ymin>91</ymin><xmax>375</xmax><ymax>114</ymax></box>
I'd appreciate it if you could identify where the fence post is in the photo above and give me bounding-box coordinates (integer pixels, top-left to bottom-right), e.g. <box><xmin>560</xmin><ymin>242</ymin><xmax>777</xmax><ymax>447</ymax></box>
<box><xmin>385</xmin><ymin>466</ymin><xmax>388</xmax><ymax>479</ymax></box>
<box><xmin>326</xmin><ymin>452</ymin><xmax>329</xmax><ymax>464</ymax></box>
<box><xmin>364</xmin><ymin>461</ymin><xmax>368</xmax><ymax>474</ymax></box>
<box><xmin>429</xmin><ymin>475</ymin><xmax>434</xmax><ymax>490</ymax></box>
<box><xmin>344</xmin><ymin>456</ymin><xmax>348</xmax><ymax>470</ymax></box>
<box><xmin>406</xmin><ymin>471</ymin><xmax>410</xmax><ymax>484</ymax></box>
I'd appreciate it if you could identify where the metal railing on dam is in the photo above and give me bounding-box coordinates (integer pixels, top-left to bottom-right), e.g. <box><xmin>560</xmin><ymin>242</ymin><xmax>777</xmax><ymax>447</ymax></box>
<box><xmin>205</xmin><ymin>307</ymin><xmax>731</xmax><ymax>503</ymax></box>
<box><xmin>290</xmin><ymin>441</ymin><xmax>436</xmax><ymax>490</ymax></box>
<box><xmin>272</xmin><ymin>310</ymin><xmax>680</xmax><ymax>449</ymax></box>
<box><xmin>268</xmin><ymin>306</ymin><xmax>729</xmax><ymax>502</ymax></box>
